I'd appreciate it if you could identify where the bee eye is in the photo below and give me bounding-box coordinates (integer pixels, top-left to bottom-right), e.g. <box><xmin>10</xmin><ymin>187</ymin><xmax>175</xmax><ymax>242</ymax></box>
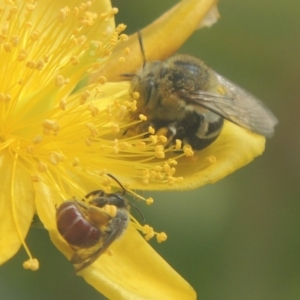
<box><xmin>104</xmin><ymin>193</ymin><xmax>126</xmax><ymax>207</ymax></box>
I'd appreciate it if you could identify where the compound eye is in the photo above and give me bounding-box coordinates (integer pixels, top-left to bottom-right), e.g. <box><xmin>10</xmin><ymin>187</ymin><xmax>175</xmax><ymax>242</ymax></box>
<box><xmin>106</xmin><ymin>193</ymin><xmax>126</xmax><ymax>207</ymax></box>
<box><xmin>89</xmin><ymin>196</ymin><xmax>109</xmax><ymax>208</ymax></box>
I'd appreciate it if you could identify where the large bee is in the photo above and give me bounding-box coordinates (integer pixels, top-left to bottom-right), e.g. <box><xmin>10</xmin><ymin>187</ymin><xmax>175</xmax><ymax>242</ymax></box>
<box><xmin>124</xmin><ymin>33</ymin><xmax>278</xmax><ymax>150</ymax></box>
<box><xmin>56</xmin><ymin>174</ymin><xmax>130</xmax><ymax>272</ymax></box>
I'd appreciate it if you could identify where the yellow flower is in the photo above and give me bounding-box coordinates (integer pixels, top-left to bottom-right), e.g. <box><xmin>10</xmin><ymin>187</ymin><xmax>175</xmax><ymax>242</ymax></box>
<box><xmin>0</xmin><ymin>0</ymin><xmax>266</xmax><ymax>299</ymax></box>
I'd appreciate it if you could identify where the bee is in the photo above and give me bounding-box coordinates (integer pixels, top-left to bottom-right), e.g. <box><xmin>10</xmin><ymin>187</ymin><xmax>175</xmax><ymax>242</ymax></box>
<box><xmin>123</xmin><ymin>33</ymin><xmax>278</xmax><ymax>150</ymax></box>
<box><xmin>56</xmin><ymin>174</ymin><xmax>130</xmax><ymax>272</ymax></box>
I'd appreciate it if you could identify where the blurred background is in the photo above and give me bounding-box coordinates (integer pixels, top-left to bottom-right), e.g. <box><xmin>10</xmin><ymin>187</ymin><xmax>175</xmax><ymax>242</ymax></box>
<box><xmin>1</xmin><ymin>1</ymin><xmax>299</xmax><ymax>299</ymax></box>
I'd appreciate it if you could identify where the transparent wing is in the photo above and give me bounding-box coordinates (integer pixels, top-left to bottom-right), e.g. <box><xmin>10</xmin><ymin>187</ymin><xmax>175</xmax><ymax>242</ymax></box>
<box><xmin>71</xmin><ymin>243</ymin><xmax>102</xmax><ymax>265</ymax></box>
<box><xmin>180</xmin><ymin>73</ymin><xmax>278</xmax><ymax>137</ymax></box>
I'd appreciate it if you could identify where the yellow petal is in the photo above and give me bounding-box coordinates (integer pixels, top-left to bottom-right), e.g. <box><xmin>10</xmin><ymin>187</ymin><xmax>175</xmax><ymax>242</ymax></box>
<box><xmin>0</xmin><ymin>150</ymin><xmax>35</xmax><ymax>265</ymax></box>
<box><xmin>164</xmin><ymin>121</ymin><xmax>266</xmax><ymax>190</ymax></box>
<box><xmin>60</xmin><ymin>225</ymin><xmax>196</xmax><ymax>300</ymax></box>
<box><xmin>98</xmin><ymin>0</ymin><xmax>219</xmax><ymax>81</ymax></box>
<box><xmin>34</xmin><ymin>182</ymin><xmax>57</xmax><ymax>232</ymax></box>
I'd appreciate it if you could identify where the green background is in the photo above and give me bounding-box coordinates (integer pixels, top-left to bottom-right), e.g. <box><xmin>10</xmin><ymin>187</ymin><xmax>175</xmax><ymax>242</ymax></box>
<box><xmin>1</xmin><ymin>1</ymin><xmax>299</xmax><ymax>299</ymax></box>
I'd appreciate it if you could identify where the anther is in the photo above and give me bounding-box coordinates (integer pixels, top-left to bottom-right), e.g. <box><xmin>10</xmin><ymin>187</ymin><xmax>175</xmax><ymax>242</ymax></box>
<box><xmin>59</xmin><ymin>99</ymin><xmax>66</xmax><ymax>110</ymax></box>
<box><xmin>183</xmin><ymin>145</ymin><xmax>194</xmax><ymax>157</ymax></box>
<box><xmin>175</xmin><ymin>139</ymin><xmax>182</xmax><ymax>149</ymax></box>
<box><xmin>150</xmin><ymin>135</ymin><xmax>158</xmax><ymax>144</ymax></box>
<box><xmin>17</xmin><ymin>49</ymin><xmax>27</xmax><ymax>61</ymax></box>
<box><xmin>55</xmin><ymin>75</ymin><xmax>69</xmax><ymax>87</ymax></box>
<box><xmin>86</xmin><ymin>123</ymin><xmax>98</xmax><ymax>137</ymax></box>
<box><xmin>70</xmin><ymin>55</ymin><xmax>79</xmax><ymax>65</ymax></box>
<box><xmin>155</xmin><ymin>145</ymin><xmax>165</xmax><ymax>159</ymax></box>
<box><xmin>124</xmin><ymin>47</ymin><xmax>130</xmax><ymax>55</ymax></box>
<box><xmin>88</xmin><ymin>103</ymin><xmax>99</xmax><ymax>116</ymax></box>
<box><xmin>119</xmin><ymin>34</ymin><xmax>128</xmax><ymax>41</ymax></box>
<box><xmin>205</xmin><ymin>155</ymin><xmax>217</xmax><ymax>164</ymax></box>
<box><xmin>146</xmin><ymin>198</ymin><xmax>154</xmax><ymax>205</ymax></box>
<box><xmin>137</xmin><ymin>142</ymin><xmax>146</xmax><ymax>150</ymax></box>
<box><xmin>115</xmin><ymin>105</ymin><xmax>127</xmax><ymax>120</ymax></box>
<box><xmin>38</xmin><ymin>161</ymin><xmax>48</xmax><ymax>172</ymax></box>
<box><xmin>157</xmin><ymin>232</ymin><xmax>167</xmax><ymax>243</ymax></box>
<box><xmin>11</xmin><ymin>35</ymin><xmax>19</xmax><ymax>46</ymax></box>
<box><xmin>80</xmin><ymin>90</ymin><xmax>91</xmax><ymax>104</ymax></box>
<box><xmin>49</xmin><ymin>152</ymin><xmax>64</xmax><ymax>165</ymax></box>
<box><xmin>132</xmin><ymin>91</ymin><xmax>140</xmax><ymax>100</ymax></box>
<box><xmin>42</xmin><ymin>119</ymin><xmax>60</xmax><ymax>134</ymax></box>
<box><xmin>148</xmin><ymin>126</ymin><xmax>155</xmax><ymax>134</ymax></box>
<box><xmin>4</xmin><ymin>42</ymin><xmax>12</xmax><ymax>52</ymax></box>
<box><xmin>139</xmin><ymin>114</ymin><xmax>147</xmax><ymax>121</ymax></box>
<box><xmin>144</xmin><ymin>225</ymin><xmax>155</xmax><ymax>241</ymax></box>
<box><xmin>72</xmin><ymin>157</ymin><xmax>80</xmax><ymax>167</ymax></box>
<box><xmin>110</xmin><ymin>7</ymin><xmax>119</xmax><ymax>16</ymax></box>
<box><xmin>158</xmin><ymin>135</ymin><xmax>167</xmax><ymax>143</ymax></box>
<box><xmin>98</xmin><ymin>76</ymin><xmax>107</xmax><ymax>84</ymax></box>
<box><xmin>23</xmin><ymin>258</ymin><xmax>39</xmax><ymax>271</ymax></box>
<box><xmin>116</xmin><ymin>24</ymin><xmax>127</xmax><ymax>34</ymax></box>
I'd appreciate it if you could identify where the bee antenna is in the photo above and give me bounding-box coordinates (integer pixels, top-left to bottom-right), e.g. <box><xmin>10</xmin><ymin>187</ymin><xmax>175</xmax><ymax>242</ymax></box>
<box><xmin>129</xmin><ymin>201</ymin><xmax>145</xmax><ymax>222</ymax></box>
<box><xmin>137</xmin><ymin>30</ymin><xmax>146</xmax><ymax>68</ymax></box>
<box><xmin>106</xmin><ymin>173</ymin><xmax>145</xmax><ymax>222</ymax></box>
<box><xmin>106</xmin><ymin>173</ymin><xmax>126</xmax><ymax>196</ymax></box>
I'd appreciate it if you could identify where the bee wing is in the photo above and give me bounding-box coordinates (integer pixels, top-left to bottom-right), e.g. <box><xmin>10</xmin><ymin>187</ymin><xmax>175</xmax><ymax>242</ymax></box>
<box><xmin>183</xmin><ymin>73</ymin><xmax>278</xmax><ymax>137</ymax></box>
<box><xmin>73</xmin><ymin>212</ymin><xmax>128</xmax><ymax>272</ymax></box>
<box><xmin>71</xmin><ymin>243</ymin><xmax>102</xmax><ymax>265</ymax></box>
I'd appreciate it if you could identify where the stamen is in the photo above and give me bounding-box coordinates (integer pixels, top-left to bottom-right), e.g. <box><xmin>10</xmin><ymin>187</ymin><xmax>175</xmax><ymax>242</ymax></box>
<box><xmin>124</xmin><ymin>47</ymin><xmax>130</xmax><ymax>55</ymax></box>
<box><xmin>38</xmin><ymin>161</ymin><xmax>48</xmax><ymax>172</ymax></box>
<box><xmin>205</xmin><ymin>155</ymin><xmax>217</xmax><ymax>164</ymax></box>
<box><xmin>155</xmin><ymin>145</ymin><xmax>165</xmax><ymax>159</ymax></box>
<box><xmin>125</xmin><ymin>188</ymin><xmax>153</xmax><ymax>206</ymax></box>
<box><xmin>148</xmin><ymin>126</ymin><xmax>155</xmax><ymax>134</ymax></box>
<box><xmin>98</xmin><ymin>76</ymin><xmax>107</xmax><ymax>84</ymax></box>
<box><xmin>119</xmin><ymin>34</ymin><xmax>128</xmax><ymax>41</ymax></box>
<box><xmin>157</xmin><ymin>232</ymin><xmax>167</xmax><ymax>243</ymax></box>
<box><xmin>11</xmin><ymin>145</ymin><xmax>39</xmax><ymax>270</ymax></box>
<box><xmin>59</xmin><ymin>99</ymin><xmax>67</xmax><ymax>110</ymax></box>
<box><xmin>175</xmin><ymin>139</ymin><xmax>182</xmax><ymax>150</ymax></box>
<box><xmin>139</xmin><ymin>114</ymin><xmax>147</xmax><ymax>121</ymax></box>
<box><xmin>146</xmin><ymin>198</ymin><xmax>154</xmax><ymax>205</ymax></box>
<box><xmin>149</xmin><ymin>135</ymin><xmax>158</xmax><ymax>144</ymax></box>
<box><xmin>143</xmin><ymin>225</ymin><xmax>155</xmax><ymax>241</ymax></box>
<box><xmin>158</xmin><ymin>135</ymin><xmax>167</xmax><ymax>144</ymax></box>
<box><xmin>183</xmin><ymin>145</ymin><xmax>194</xmax><ymax>157</ymax></box>
<box><xmin>132</xmin><ymin>91</ymin><xmax>140</xmax><ymax>100</ymax></box>
<box><xmin>23</xmin><ymin>259</ymin><xmax>39</xmax><ymax>271</ymax></box>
